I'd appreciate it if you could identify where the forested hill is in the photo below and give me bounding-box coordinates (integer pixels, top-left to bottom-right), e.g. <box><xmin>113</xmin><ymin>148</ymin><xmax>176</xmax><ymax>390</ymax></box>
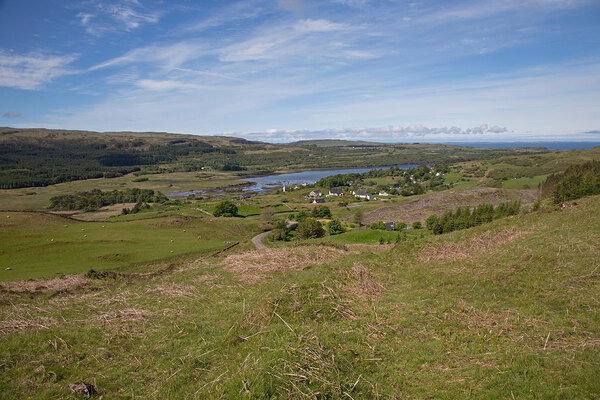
<box><xmin>0</xmin><ymin>127</ymin><xmax>548</xmax><ymax>189</ymax></box>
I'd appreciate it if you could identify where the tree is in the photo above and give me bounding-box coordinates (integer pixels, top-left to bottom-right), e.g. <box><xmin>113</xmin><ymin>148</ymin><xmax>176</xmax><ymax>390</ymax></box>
<box><xmin>296</xmin><ymin>218</ymin><xmax>325</xmax><ymax>239</ymax></box>
<box><xmin>327</xmin><ymin>219</ymin><xmax>345</xmax><ymax>235</ymax></box>
<box><xmin>396</xmin><ymin>222</ymin><xmax>407</xmax><ymax>230</ymax></box>
<box><xmin>425</xmin><ymin>214</ymin><xmax>438</xmax><ymax>230</ymax></box>
<box><xmin>412</xmin><ymin>221</ymin><xmax>422</xmax><ymax>229</ymax></box>
<box><xmin>213</xmin><ymin>200</ymin><xmax>238</xmax><ymax>217</ymax></box>
<box><xmin>294</xmin><ymin>210</ymin><xmax>310</xmax><ymax>221</ymax></box>
<box><xmin>353</xmin><ymin>210</ymin><xmax>364</xmax><ymax>226</ymax></box>
<box><xmin>370</xmin><ymin>221</ymin><xmax>386</xmax><ymax>230</ymax></box>
<box><xmin>312</xmin><ymin>205</ymin><xmax>332</xmax><ymax>218</ymax></box>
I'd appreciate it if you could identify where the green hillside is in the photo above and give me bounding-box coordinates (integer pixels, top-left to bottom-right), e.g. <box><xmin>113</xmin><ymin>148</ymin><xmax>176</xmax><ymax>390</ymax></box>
<box><xmin>1</xmin><ymin>195</ymin><xmax>598</xmax><ymax>398</ymax></box>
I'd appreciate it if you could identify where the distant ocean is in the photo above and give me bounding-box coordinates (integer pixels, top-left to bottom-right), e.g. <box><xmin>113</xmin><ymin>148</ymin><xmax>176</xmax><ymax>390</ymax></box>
<box><xmin>440</xmin><ymin>141</ymin><xmax>600</xmax><ymax>150</ymax></box>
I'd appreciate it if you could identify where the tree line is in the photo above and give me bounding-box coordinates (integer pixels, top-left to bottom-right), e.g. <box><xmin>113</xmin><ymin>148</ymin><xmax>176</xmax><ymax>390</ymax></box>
<box><xmin>48</xmin><ymin>188</ymin><xmax>167</xmax><ymax>211</ymax></box>
<box><xmin>424</xmin><ymin>201</ymin><xmax>521</xmax><ymax>235</ymax></box>
<box><xmin>541</xmin><ymin>160</ymin><xmax>600</xmax><ymax>203</ymax></box>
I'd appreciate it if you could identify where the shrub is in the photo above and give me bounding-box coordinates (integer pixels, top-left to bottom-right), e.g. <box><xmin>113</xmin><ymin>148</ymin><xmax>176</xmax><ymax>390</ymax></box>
<box><xmin>296</xmin><ymin>218</ymin><xmax>325</xmax><ymax>239</ymax></box>
<box><xmin>327</xmin><ymin>219</ymin><xmax>345</xmax><ymax>235</ymax></box>
<box><xmin>312</xmin><ymin>206</ymin><xmax>332</xmax><ymax>218</ymax></box>
<box><xmin>213</xmin><ymin>200</ymin><xmax>238</xmax><ymax>217</ymax></box>
<box><xmin>425</xmin><ymin>214</ymin><xmax>438</xmax><ymax>230</ymax></box>
<box><xmin>370</xmin><ymin>221</ymin><xmax>386</xmax><ymax>230</ymax></box>
<box><xmin>396</xmin><ymin>222</ymin><xmax>407</xmax><ymax>230</ymax></box>
<box><xmin>412</xmin><ymin>221</ymin><xmax>422</xmax><ymax>229</ymax></box>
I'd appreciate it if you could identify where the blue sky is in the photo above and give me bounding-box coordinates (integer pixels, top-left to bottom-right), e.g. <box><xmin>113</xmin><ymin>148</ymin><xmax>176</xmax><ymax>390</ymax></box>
<box><xmin>1</xmin><ymin>0</ymin><xmax>599</xmax><ymax>142</ymax></box>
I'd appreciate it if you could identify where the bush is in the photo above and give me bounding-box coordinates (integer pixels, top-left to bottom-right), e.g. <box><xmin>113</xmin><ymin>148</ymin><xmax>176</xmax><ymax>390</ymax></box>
<box><xmin>296</xmin><ymin>218</ymin><xmax>325</xmax><ymax>239</ymax></box>
<box><xmin>425</xmin><ymin>214</ymin><xmax>438</xmax><ymax>230</ymax></box>
<box><xmin>213</xmin><ymin>200</ymin><xmax>238</xmax><ymax>217</ymax></box>
<box><xmin>396</xmin><ymin>222</ymin><xmax>407</xmax><ymax>230</ymax></box>
<box><xmin>312</xmin><ymin>206</ymin><xmax>332</xmax><ymax>218</ymax></box>
<box><xmin>370</xmin><ymin>221</ymin><xmax>386</xmax><ymax>230</ymax></box>
<box><xmin>412</xmin><ymin>221</ymin><xmax>422</xmax><ymax>229</ymax></box>
<box><xmin>327</xmin><ymin>219</ymin><xmax>345</xmax><ymax>235</ymax></box>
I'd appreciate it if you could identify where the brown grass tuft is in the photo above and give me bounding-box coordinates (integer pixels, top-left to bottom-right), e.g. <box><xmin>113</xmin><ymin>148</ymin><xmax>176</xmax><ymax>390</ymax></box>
<box><xmin>420</xmin><ymin>228</ymin><xmax>532</xmax><ymax>262</ymax></box>
<box><xmin>0</xmin><ymin>275</ymin><xmax>90</xmax><ymax>294</ymax></box>
<box><xmin>96</xmin><ymin>308</ymin><xmax>151</xmax><ymax>324</ymax></box>
<box><xmin>0</xmin><ymin>317</ymin><xmax>56</xmax><ymax>334</ymax></box>
<box><xmin>344</xmin><ymin>263</ymin><xmax>384</xmax><ymax>299</ymax></box>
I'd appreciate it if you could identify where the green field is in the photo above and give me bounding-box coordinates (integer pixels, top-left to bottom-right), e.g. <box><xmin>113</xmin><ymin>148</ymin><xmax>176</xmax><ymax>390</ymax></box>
<box><xmin>1</xmin><ymin>195</ymin><xmax>599</xmax><ymax>398</ymax></box>
<box><xmin>0</xmin><ymin>212</ymin><xmax>258</xmax><ymax>281</ymax></box>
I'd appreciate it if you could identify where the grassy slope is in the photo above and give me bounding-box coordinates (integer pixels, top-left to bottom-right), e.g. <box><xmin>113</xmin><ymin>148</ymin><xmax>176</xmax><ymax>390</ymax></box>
<box><xmin>1</xmin><ymin>195</ymin><xmax>599</xmax><ymax>398</ymax></box>
<box><xmin>0</xmin><ymin>212</ymin><xmax>258</xmax><ymax>281</ymax></box>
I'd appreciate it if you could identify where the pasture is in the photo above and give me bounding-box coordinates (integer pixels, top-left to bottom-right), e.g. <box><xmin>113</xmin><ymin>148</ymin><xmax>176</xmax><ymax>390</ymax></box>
<box><xmin>0</xmin><ymin>212</ymin><xmax>257</xmax><ymax>281</ymax></box>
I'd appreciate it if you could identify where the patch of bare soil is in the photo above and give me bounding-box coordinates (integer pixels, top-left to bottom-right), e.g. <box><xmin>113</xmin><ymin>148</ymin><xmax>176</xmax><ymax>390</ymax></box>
<box><xmin>360</xmin><ymin>187</ymin><xmax>537</xmax><ymax>225</ymax></box>
<box><xmin>0</xmin><ymin>275</ymin><xmax>90</xmax><ymax>293</ymax></box>
<box><xmin>223</xmin><ymin>245</ymin><xmax>350</xmax><ymax>282</ymax></box>
<box><xmin>419</xmin><ymin>228</ymin><xmax>532</xmax><ymax>262</ymax></box>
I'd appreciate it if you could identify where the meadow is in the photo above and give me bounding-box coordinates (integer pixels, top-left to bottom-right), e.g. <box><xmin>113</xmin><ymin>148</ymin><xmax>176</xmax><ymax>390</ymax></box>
<box><xmin>0</xmin><ymin>212</ymin><xmax>258</xmax><ymax>281</ymax></box>
<box><xmin>0</xmin><ymin>195</ymin><xmax>598</xmax><ymax>398</ymax></box>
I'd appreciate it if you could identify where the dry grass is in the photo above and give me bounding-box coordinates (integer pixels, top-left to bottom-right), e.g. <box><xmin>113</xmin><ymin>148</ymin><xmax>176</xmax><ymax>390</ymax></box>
<box><xmin>70</xmin><ymin>203</ymin><xmax>137</xmax><ymax>221</ymax></box>
<box><xmin>223</xmin><ymin>245</ymin><xmax>350</xmax><ymax>282</ymax></box>
<box><xmin>0</xmin><ymin>317</ymin><xmax>56</xmax><ymax>334</ymax></box>
<box><xmin>361</xmin><ymin>187</ymin><xmax>537</xmax><ymax>225</ymax></box>
<box><xmin>0</xmin><ymin>275</ymin><xmax>90</xmax><ymax>294</ymax></box>
<box><xmin>347</xmin><ymin>243</ymin><xmax>394</xmax><ymax>252</ymax></box>
<box><xmin>145</xmin><ymin>283</ymin><xmax>201</xmax><ymax>298</ymax></box>
<box><xmin>420</xmin><ymin>228</ymin><xmax>532</xmax><ymax>262</ymax></box>
<box><xmin>344</xmin><ymin>263</ymin><xmax>384</xmax><ymax>299</ymax></box>
<box><xmin>95</xmin><ymin>308</ymin><xmax>151</xmax><ymax>324</ymax></box>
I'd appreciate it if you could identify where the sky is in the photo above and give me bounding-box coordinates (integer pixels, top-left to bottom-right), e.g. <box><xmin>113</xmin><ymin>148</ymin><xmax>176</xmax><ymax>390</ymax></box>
<box><xmin>0</xmin><ymin>0</ymin><xmax>599</xmax><ymax>143</ymax></box>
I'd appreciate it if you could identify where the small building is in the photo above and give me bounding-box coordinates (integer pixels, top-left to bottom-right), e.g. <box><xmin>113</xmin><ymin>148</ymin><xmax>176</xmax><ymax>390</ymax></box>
<box><xmin>384</xmin><ymin>222</ymin><xmax>396</xmax><ymax>231</ymax></box>
<box><xmin>328</xmin><ymin>188</ymin><xmax>344</xmax><ymax>197</ymax></box>
<box><xmin>308</xmin><ymin>190</ymin><xmax>323</xmax><ymax>198</ymax></box>
<box><xmin>312</xmin><ymin>198</ymin><xmax>325</xmax><ymax>204</ymax></box>
<box><xmin>353</xmin><ymin>189</ymin><xmax>374</xmax><ymax>200</ymax></box>
<box><xmin>378</xmin><ymin>190</ymin><xmax>390</xmax><ymax>196</ymax></box>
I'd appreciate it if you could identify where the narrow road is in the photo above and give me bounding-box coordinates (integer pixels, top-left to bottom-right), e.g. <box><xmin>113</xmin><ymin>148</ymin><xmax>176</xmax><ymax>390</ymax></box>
<box><xmin>251</xmin><ymin>221</ymin><xmax>298</xmax><ymax>250</ymax></box>
<box><xmin>251</xmin><ymin>231</ymin><xmax>271</xmax><ymax>250</ymax></box>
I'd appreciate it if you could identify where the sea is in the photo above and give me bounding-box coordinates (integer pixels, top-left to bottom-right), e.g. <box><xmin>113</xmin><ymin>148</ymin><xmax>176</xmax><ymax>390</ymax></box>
<box><xmin>440</xmin><ymin>141</ymin><xmax>600</xmax><ymax>150</ymax></box>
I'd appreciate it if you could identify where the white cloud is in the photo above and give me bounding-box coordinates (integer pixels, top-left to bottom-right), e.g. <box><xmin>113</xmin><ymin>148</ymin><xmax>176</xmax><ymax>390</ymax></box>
<box><xmin>76</xmin><ymin>1</ymin><xmax>160</xmax><ymax>35</ymax></box>
<box><xmin>237</xmin><ymin>124</ymin><xmax>509</xmax><ymax>142</ymax></box>
<box><xmin>294</xmin><ymin>19</ymin><xmax>349</xmax><ymax>33</ymax></box>
<box><xmin>0</xmin><ymin>51</ymin><xmax>76</xmax><ymax>90</ymax></box>
<box><xmin>90</xmin><ymin>42</ymin><xmax>205</xmax><ymax>71</ymax></box>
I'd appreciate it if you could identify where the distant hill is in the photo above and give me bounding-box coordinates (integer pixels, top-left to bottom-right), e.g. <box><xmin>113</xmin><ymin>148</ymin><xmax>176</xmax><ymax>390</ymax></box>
<box><xmin>0</xmin><ymin>127</ymin><xmax>548</xmax><ymax>189</ymax></box>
